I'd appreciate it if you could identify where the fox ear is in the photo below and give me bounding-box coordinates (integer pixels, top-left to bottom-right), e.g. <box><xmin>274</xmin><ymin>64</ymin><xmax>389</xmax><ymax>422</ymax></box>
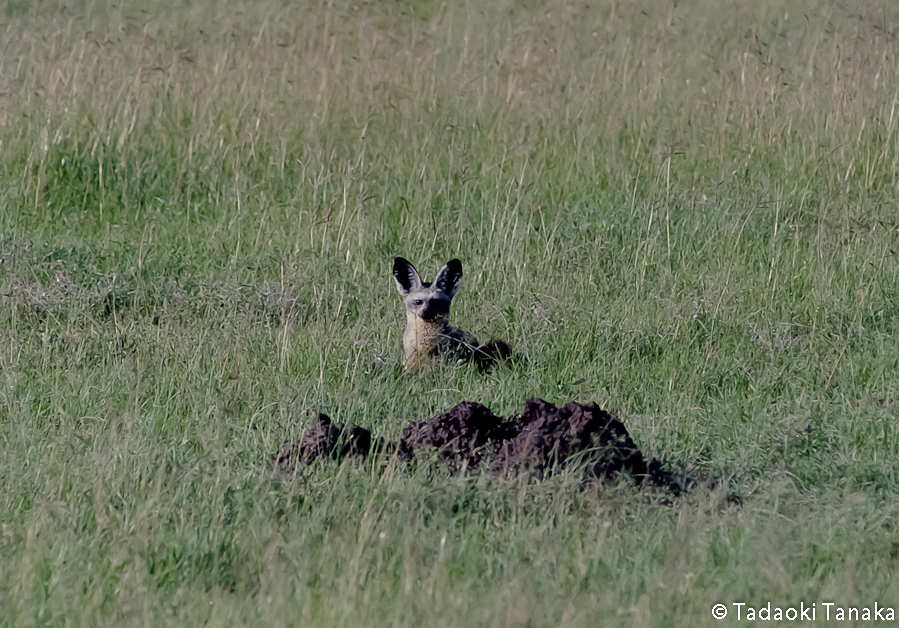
<box><xmin>434</xmin><ymin>259</ymin><xmax>462</xmax><ymax>298</ymax></box>
<box><xmin>393</xmin><ymin>257</ymin><xmax>423</xmax><ymax>296</ymax></box>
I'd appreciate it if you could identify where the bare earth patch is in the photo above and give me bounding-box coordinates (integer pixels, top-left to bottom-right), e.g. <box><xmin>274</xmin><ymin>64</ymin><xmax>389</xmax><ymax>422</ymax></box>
<box><xmin>274</xmin><ymin>398</ymin><xmax>680</xmax><ymax>493</ymax></box>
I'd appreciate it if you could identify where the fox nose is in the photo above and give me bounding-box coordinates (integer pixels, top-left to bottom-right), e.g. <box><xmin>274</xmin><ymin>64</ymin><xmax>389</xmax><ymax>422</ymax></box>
<box><xmin>419</xmin><ymin>300</ymin><xmax>448</xmax><ymax>320</ymax></box>
<box><xmin>420</xmin><ymin>305</ymin><xmax>437</xmax><ymax>320</ymax></box>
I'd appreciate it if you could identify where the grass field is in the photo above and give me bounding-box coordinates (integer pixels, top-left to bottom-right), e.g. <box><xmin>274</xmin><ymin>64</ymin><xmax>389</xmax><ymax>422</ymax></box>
<box><xmin>2</xmin><ymin>0</ymin><xmax>899</xmax><ymax>625</ymax></box>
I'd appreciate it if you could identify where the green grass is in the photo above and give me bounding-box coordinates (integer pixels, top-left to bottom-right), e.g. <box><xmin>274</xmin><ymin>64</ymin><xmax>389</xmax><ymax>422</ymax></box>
<box><xmin>2</xmin><ymin>0</ymin><xmax>899</xmax><ymax>625</ymax></box>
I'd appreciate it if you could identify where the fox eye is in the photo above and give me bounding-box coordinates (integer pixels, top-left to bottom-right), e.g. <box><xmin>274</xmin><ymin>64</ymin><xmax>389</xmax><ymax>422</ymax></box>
<box><xmin>412</xmin><ymin>299</ymin><xmax>424</xmax><ymax>306</ymax></box>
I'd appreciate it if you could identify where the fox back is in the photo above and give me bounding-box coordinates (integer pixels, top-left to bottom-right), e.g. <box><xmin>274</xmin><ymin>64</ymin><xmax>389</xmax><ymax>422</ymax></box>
<box><xmin>393</xmin><ymin>257</ymin><xmax>479</xmax><ymax>370</ymax></box>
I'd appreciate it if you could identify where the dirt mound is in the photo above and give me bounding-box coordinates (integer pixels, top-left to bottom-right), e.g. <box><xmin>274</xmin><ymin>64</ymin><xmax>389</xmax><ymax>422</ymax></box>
<box><xmin>275</xmin><ymin>399</ymin><xmax>679</xmax><ymax>493</ymax></box>
<box><xmin>491</xmin><ymin>398</ymin><xmax>647</xmax><ymax>479</ymax></box>
<box><xmin>394</xmin><ymin>401</ymin><xmax>518</xmax><ymax>474</ymax></box>
<box><xmin>273</xmin><ymin>412</ymin><xmax>372</xmax><ymax>468</ymax></box>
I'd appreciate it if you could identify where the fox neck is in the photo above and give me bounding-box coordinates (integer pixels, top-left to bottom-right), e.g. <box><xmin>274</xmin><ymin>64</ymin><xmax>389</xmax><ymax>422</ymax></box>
<box><xmin>403</xmin><ymin>312</ymin><xmax>449</xmax><ymax>368</ymax></box>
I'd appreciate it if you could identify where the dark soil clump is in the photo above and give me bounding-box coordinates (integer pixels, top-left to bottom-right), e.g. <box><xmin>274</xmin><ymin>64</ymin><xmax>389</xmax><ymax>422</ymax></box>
<box><xmin>394</xmin><ymin>401</ymin><xmax>518</xmax><ymax>474</ymax></box>
<box><xmin>273</xmin><ymin>412</ymin><xmax>372</xmax><ymax>470</ymax></box>
<box><xmin>275</xmin><ymin>399</ymin><xmax>680</xmax><ymax>493</ymax></box>
<box><xmin>491</xmin><ymin>399</ymin><xmax>648</xmax><ymax>480</ymax></box>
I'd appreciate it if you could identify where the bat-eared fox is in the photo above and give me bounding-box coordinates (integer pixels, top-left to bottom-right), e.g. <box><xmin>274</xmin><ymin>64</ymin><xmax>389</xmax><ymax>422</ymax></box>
<box><xmin>392</xmin><ymin>257</ymin><xmax>510</xmax><ymax>371</ymax></box>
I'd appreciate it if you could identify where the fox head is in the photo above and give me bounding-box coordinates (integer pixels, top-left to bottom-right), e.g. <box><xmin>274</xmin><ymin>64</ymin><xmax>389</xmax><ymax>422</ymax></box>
<box><xmin>393</xmin><ymin>257</ymin><xmax>463</xmax><ymax>323</ymax></box>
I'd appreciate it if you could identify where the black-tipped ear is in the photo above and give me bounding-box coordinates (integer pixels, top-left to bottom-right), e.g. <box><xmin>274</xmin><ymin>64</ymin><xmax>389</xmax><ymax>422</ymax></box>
<box><xmin>434</xmin><ymin>259</ymin><xmax>462</xmax><ymax>298</ymax></box>
<box><xmin>393</xmin><ymin>257</ymin><xmax>423</xmax><ymax>296</ymax></box>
